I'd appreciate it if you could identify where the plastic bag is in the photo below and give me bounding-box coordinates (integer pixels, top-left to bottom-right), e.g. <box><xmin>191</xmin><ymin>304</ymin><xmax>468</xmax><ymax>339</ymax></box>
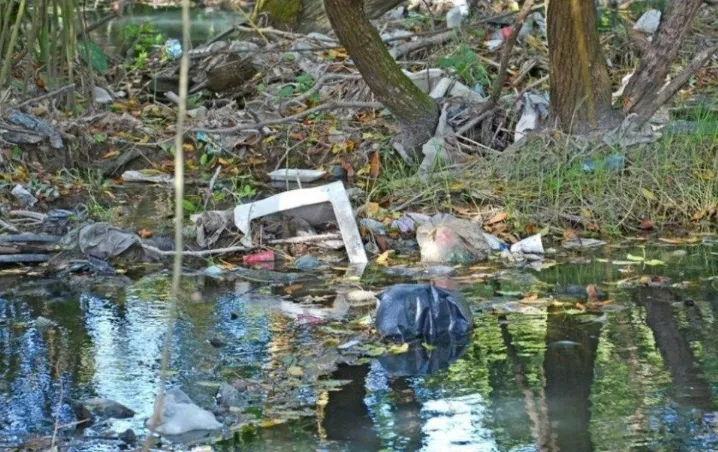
<box><xmin>375</xmin><ymin>284</ymin><xmax>473</xmax><ymax>343</ymax></box>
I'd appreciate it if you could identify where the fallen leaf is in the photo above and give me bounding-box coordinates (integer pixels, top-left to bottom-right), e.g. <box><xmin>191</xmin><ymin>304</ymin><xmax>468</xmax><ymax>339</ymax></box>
<box><xmin>103</xmin><ymin>150</ymin><xmax>120</xmax><ymax>159</ymax></box>
<box><xmin>138</xmin><ymin>229</ymin><xmax>153</xmax><ymax>238</ymax></box>
<box><xmin>375</xmin><ymin>251</ymin><xmax>391</xmax><ymax>265</ymax></box>
<box><xmin>643</xmin><ymin>259</ymin><xmax>665</xmax><ymax>266</ymax></box>
<box><xmin>287</xmin><ymin>366</ymin><xmax>304</xmax><ymax>377</ymax></box>
<box><xmin>487</xmin><ymin>212</ymin><xmax>507</xmax><ymax>225</ymax></box>
<box><xmin>369</xmin><ymin>150</ymin><xmax>381</xmax><ymax>179</ymax></box>
<box><xmin>639</xmin><ymin>219</ymin><xmax>654</xmax><ymax>230</ymax></box>
<box><xmin>641</xmin><ymin>188</ymin><xmax>657</xmax><ymax>201</ymax></box>
<box><xmin>388</xmin><ymin>343</ymin><xmax>409</xmax><ymax>354</ymax></box>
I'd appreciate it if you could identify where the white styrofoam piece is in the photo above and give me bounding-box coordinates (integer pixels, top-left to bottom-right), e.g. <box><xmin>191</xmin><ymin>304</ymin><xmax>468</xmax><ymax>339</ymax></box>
<box><xmin>267</xmin><ymin>169</ymin><xmax>326</xmax><ymax>183</ymax></box>
<box><xmin>234</xmin><ymin>181</ymin><xmax>367</xmax><ymax>264</ymax></box>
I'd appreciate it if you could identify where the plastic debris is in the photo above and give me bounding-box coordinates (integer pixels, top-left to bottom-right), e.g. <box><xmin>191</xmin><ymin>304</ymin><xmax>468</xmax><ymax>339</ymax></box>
<box><xmin>416</xmin><ymin>214</ymin><xmax>490</xmax><ymax>264</ymax></box>
<box><xmin>7</xmin><ymin>109</ymin><xmax>63</xmax><ymax>149</ymax></box>
<box><xmin>146</xmin><ymin>387</ymin><xmax>222</xmax><ymax>435</ymax></box>
<box><xmin>515</xmin><ymin>92</ymin><xmax>550</xmax><ymax>141</ymax></box>
<box><xmin>582</xmin><ymin>153</ymin><xmax>625</xmax><ymax>172</ymax></box>
<box><xmin>562</xmin><ymin>238</ymin><xmax>606</xmax><ymax>249</ymax></box>
<box><xmin>482</xmin><ymin>232</ymin><xmax>509</xmax><ymax>251</ymax></box>
<box><xmin>446</xmin><ymin>0</ymin><xmax>469</xmax><ymax>29</ymax></box>
<box><xmin>360</xmin><ymin>218</ymin><xmax>387</xmax><ymax>235</ymax></box>
<box><xmin>234</xmin><ymin>181</ymin><xmax>367</xmax><ymax>264</ymax></box>
<box><xmin>121</xmin><ymin>170</ymin><xmax>173</xmax><ymax>184</ymax></box>
<box><xmin>634</xmin><ymin>9</ymin><xmax>661</xmax><ymax>34</ymax></box>
<box><xmin>164</xmin><ymin>39</ymin><xmax>183</xmax><ymax>59</ymax></box>
<box><xmin>63</xmin><ymin>222</ymin><xmax>141</xmax><ymax>260</ymax></box>
<box><xmin>267</xmin><ymin>169</ymin><xmax>327</xmax><ymax>183</ymax></box>
<box><xmin>94</xmin><ymin>87</ymin><xmax>113</xmax><ymax>104</ymax></box>
<box><xmin>11</xmin><ymin>184</ymin><xmax>37</xmax><ymax>208</ymax></box>
<box><xmin>376</xmin><ymin>283</ymin><xmax>474</xmax><ymax>343</ymax></box>
<box><xmin>243</xmin><ymin>250</ymin><xmax>275</xmax><ymax>265</ymax></box>
<box><xmin>510</xmin><ymin>233</ymin><xmax>544</xmax><ymax>254</ymax></box>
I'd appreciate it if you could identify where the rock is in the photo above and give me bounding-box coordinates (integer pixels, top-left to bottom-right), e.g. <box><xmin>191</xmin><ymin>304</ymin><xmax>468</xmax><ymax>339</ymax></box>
<box><xmin>94</xmin><ymin>87</ymin><xmax>113</xmax><ymax>104</ymax></box>
<box><xmin>118</xmin><ymin>429</ymin><xmax>137</xmax><ymax>445</ymax></box>
<box><xmin>416</xmin><ymin>214</ymin><xmax>490</xmax><ymax>265</ymax></box>
<box><xmin>35</xmin><ymin>316</ymin><xmax>58</xmax><ymax>330</ymax></box>
<box><xmin>633</xmin><ymin>9</ymin><xmax>661</xmax><ymax>34</ymax></box>
<box><xmin>146</xmin><ymin>387</ymin><xmax>222</xmax><ymax>435</ymax></box>
<box><xmin>217</xmin><ymin>382</ymin><xmax>247</xmax><ymax>410</ymax></box>
<box><xmin>292</xmin><ymin>255</ymin><xmax>325</xmax><ymax>271</ymax></box>
<box><xmin>73</xmin><ymin>398</ymin><xmax>135</xmax><ymax>424</ymax></box>
<box><xmin>208</xmin><ymin>338</ymin><xmax>226</xmax><ymax>348</ymax></box>
<box><xmin>11</xmin><ymin>184</ymin><xmax>37</xmax><ymax>208</ymax></box>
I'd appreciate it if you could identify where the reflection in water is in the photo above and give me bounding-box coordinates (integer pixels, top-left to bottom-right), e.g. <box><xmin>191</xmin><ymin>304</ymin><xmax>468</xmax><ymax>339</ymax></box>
<box><xmin>635</xmin><ymin>287</ymin><xmax>712</xmax><ymax>409</ymax></box>
<box><xmin>0</xmin><ymin>245</ymin><xmax>717</xmax><ymax>450</ymax></box>
<box><xmin>542</xmin><ymin>313</ymin><xmax>602</xmax><ymax>452</ymax></box>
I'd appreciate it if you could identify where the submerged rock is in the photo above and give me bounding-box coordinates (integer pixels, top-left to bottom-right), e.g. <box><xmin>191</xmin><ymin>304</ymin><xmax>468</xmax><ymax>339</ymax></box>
<box><xmin>73</xmin><ymin>398</ymin><xmax>135</xmax><ymax>424</ymax></box>
<box><xmin>146</xmin><ymin>387</ymin><xmax>222</xmax><ymax>436</ymax></box>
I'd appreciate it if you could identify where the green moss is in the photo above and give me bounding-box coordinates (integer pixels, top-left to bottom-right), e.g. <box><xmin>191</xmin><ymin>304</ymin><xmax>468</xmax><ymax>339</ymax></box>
<box><xmin>261</xmin><ymin>0</ymin><xmax>302</xmax><ymax>31</ymax></box>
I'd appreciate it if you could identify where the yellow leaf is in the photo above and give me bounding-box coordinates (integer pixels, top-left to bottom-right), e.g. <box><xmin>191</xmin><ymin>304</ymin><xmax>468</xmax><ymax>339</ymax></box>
<box><xmin>103</xmin><ymin>150</ymin><xmax>120</xmax><ymax>159</ymax></box>
<box><xmin>626</xmin><ymin>254</ymin><xmax>645</xmax><ymax>262</ymax></box>
<box><xmin>487</xmin><ymin>212</ymin><xmax>507</xmax><ymax>224</ymax></box>
<box><xmin>366</xmin><ymin>202</ymin><xmax>380</xmax><ymax>218</ymax></box>
<box><xmin>287</xmin><ymin>366</ymin><xmax>304</xmax><ymax>377</ymax></box>
<box><xmin>643</xmin><ymin>259</ymin><xmax>665</xmax><ymax>266</ymax></box>
<box><xmin>641</xmin><ymin>188</ymin><xmax>657</xmax><ymax>201</ymax></box>
<box><xmin>375</xmin><ymin>251</ymin><xmax>391</xmax><ymax>265</ymax></box>
<box><xmin>388</xmin><ymin>343</ymin><xmax>409</xmax><ymax>354</ymax></box>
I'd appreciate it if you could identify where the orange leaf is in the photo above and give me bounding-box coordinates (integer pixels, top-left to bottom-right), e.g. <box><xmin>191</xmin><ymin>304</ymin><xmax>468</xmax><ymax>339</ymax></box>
<box><xmin>103</xmin><ymin>150</ymin><xmax>120</xmax><ymax>159</ymax></box>
<box><xmin>487</xmin><ymin>212</ymin><xmax>507</xmax><ymax>224</ymax></box>
<box><xmin>138</xmin><ymin>229</ymin><xmax>153</xmax><ymax>238</ymax></box>
<box><xmin>369</xmin><ymin>150</ymin><xmax>381</xmax><ymax>179</ymax></box>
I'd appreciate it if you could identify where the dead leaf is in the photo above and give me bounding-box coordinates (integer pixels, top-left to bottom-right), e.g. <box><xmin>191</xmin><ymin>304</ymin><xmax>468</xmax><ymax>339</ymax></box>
<box><xmin>287</xmin><ymin>366</ymin><xmax>304</xmax><ymax>377</ymax></box>
<box><xmin>138</xmin><ymin>229</ymin><xmax>153</xmax><ymax>238</ymax></box>
<box><xmin>369</xmin><ymin>150</ymin><xmax>380</xmax><ymax>179</ymax></box>
<box><xmin>103</xmin><ymin>150</ymin><xmax>120</xmax><ymax>159</ymax></box>
<box><xmin>487</xmin><ymin>212</ymin><xmax>507</xmax><ymax>225</ymax></box>
<box><xmin>375</xmin><ymin>250</ymin><xmax>391</xmax><ymax>265</ymax></box>
<box><xmin>388</xmin><ymin>343</ymin><xmax>409</xmax><ymax>354</ymax></box>
<box><xmin>639</xmin><ymin>219</ymin><xmax>654</xmax><ymax>230</ymax></box>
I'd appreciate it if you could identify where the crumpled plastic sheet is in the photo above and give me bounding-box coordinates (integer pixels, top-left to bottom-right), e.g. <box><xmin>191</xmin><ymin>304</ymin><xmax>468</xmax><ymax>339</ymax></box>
<box><xmin>376</xmin><ymin>283</ymin><xmax>474</xmax><ymax>343</ymax></box>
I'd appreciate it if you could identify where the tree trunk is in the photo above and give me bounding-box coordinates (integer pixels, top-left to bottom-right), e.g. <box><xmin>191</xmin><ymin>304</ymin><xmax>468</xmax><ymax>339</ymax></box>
<box><xmin>262</xmin><ymin>0</ymin><xmax>403</xmax><ymax>34</ymax></box>
<box><xmin>622</xmin><ymin>0</ymin><xmax>703</xmax><ymax>114</ymax></box>
<box><xmin>324</xmin><ymin>0</ymin><xmax>439</xmax><ymax>158</ymax></box>
<box><xmin>547</xmin><ymin>0</ymin><xmax>614</xmax><ymax>132</ymax></box>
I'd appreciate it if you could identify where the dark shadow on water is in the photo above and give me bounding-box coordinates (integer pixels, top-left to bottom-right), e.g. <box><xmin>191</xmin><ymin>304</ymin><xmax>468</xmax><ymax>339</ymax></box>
<box><xmin>634</xmin><ymin>287</ymin><xmax>712</xmax><ymax>410</ymax></box>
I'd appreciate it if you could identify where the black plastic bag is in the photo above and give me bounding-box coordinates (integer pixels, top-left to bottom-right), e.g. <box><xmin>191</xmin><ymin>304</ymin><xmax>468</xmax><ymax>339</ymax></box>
<box><xmin>378</xmin><ymin>334</ymin><xmax>471</xmax><ymax>377</ymax></box>
<box><xmin>375</xmin><ymin>284</ymin><xmax>473</xmax><ymax>343</ymax></box>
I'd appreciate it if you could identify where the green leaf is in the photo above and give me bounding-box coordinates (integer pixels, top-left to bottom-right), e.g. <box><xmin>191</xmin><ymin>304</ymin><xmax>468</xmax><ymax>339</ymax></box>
<box><xmin>77</xmin><ymin>40</ymin><xmax>108</xmax><ymax>74</ymax></box>
<box><xmin>643</xmin><ymin>259</ymin><xmax>665</xmax><ymax>266</ymax></box>
<box><xmin>182</xmin><ymin>199</ymin><xmax>197</xmax><ymax>213</ymax></box>
<box><xmin>626</xmin><ymin>254</ymin><xmax>645</xmax><ymax>262</ymax></box>
<box><xmin>641</xmin><ymin>188</ymin><xmax>657</xmax><ymax>201</ymax></box>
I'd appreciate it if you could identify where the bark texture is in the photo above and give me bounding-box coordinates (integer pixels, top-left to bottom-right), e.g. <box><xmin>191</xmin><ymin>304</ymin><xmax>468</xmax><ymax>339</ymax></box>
<box><xmin>262</xmin><ymin>0</ymin><xmax>403</xmax><ymax>34</ymax></box>
<box><xmin>324</xmin><ymin>0</ymin><xmax>439</xmax><ymax>158</ymax></box>
<box><xmin>622</xmin><ymin>0</ymin><xmax>703</xmax><ymax>114</ymax></box>
<box><xmin>547</xmin><ymin>0</ymin><xmax>613</xmax><ymax>132</ymax></box>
